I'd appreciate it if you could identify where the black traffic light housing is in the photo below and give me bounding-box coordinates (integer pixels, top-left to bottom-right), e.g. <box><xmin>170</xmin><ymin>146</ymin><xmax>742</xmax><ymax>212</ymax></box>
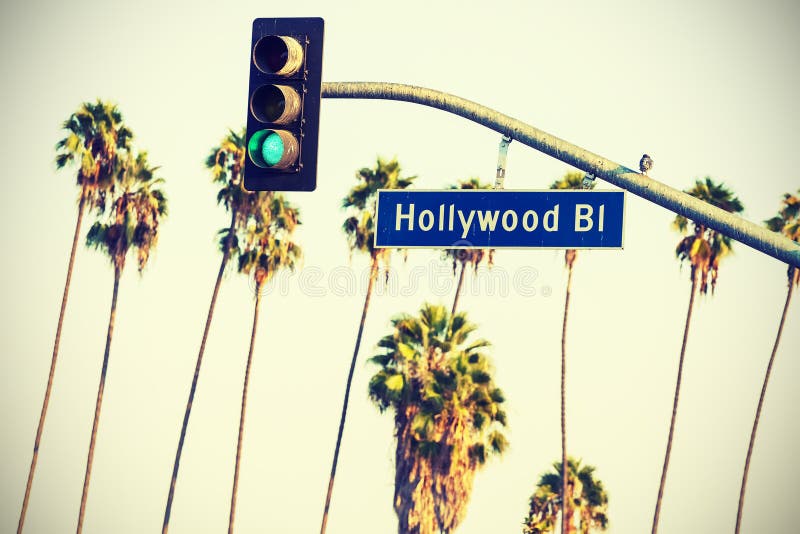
<box><xmin>245</xmin><ymin>18</ymin><xmax>324</xmax><ymax>191</ymax></box>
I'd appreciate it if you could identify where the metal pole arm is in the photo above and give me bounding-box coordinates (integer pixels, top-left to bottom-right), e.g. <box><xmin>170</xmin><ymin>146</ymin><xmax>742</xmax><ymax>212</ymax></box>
<box><xmin>321</xmin><ymin>81</ymin><xmax>800</xmax><ymax>267</ymax></box>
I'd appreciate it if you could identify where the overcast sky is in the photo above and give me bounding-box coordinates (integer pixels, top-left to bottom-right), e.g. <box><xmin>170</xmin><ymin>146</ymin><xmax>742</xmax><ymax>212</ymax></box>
<box><xmin>1</xmin><ymin>0</ymin><xmax>799</xmax><ymax>533</ymax></box>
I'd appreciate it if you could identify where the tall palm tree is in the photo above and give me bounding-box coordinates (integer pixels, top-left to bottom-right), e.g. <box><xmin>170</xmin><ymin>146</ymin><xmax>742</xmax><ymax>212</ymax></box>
<box><xmin>228</xmin><ymin>194</ymin><xmax>301</xmax><ymax>534</ymax></box>
<box><xmin>319</xmin><ymin>157</ymin><xmax>415</xmax><ymax>534</ymax></box>
<box><xmin>18</xmin><ymin>100</ymin><xmax>132</xmax><ymax>533</ymax></box>
<box><xmin>735</xmin><ymin>189</ymin><xmax>799</xmax><ymax>533</ymax></box>
<box><xmin>523</xmin><ymin>457</ymin><xmax>609</xmax><ymax>534</ymax></box>
<box><xmin>651</xmin><ymin>177</ymin><xmax>743</xmax><ymax>534</ymax></box>
<box><xmin>162</xmin><ymin>128</ymin><xmax>251</xmax><ymax>533</ymax></box>
<box><xmin>77</xmin><ymin>151</ymin><xmax>168</xmax><ymax>533</ymax></box>
<box><xmin>443</xmin><ymin>177</ymin><xmax>495</xmax><ymax>316</ymax></box>
<box><xmin>549</xmin><ymin>171</ymin><xmax>594</xmax><ymax>534</ymax></box>
<box><xmin>369</xmin><ymin>303</ymin><xmax>508</xmax><ymax>534</ymax></box>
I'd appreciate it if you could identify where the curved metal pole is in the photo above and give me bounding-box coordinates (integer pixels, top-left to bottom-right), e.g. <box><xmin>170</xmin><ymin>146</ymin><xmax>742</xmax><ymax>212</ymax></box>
<box><xmin>321</xmin><ymin>82</ymin><xmax>800</xmax><ymax>268</ymax></box>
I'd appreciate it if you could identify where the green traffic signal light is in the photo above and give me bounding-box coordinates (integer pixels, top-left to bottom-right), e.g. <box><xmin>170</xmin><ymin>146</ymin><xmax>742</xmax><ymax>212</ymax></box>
<box><xmin>248</xmin><ymin>129</ymin><xmax>299</xmax><ymax>169</ymax></box>
<box><xmin>262</xmin><ymin>131</ymin><xmax>285</xmax><ymax>166</ymax></box>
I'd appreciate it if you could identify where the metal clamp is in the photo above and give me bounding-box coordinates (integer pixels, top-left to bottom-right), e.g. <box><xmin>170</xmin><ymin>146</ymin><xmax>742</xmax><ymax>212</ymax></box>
<box><xmin>494</xmin><ymin>135</ymin><xmax>512</xmax><ymax>190</ymax></box>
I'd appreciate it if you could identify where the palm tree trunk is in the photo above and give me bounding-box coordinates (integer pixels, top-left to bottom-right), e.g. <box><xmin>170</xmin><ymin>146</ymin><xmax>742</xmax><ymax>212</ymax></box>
<box><xmin>319</xmin><ymin>255</ymin><xmax>380</xmax><ymax>534</ymax></box>
<box><xmin>162</xmin><ymin>212</ymin><xmax>236</xmax><ymax>534</ymax></box>
<box><xmin>735</xmin><ymin>270</ymin><xmax>796</xmax><ymax>533</ymax></box>
<box><xmin>451</xmin><ymin>261</ymin><xmax>466</xmax><ymax>317</ymax></box>
<box><xmin>560</xmin><ymin>263</ymin><xmax>574</xmax><ymax>534</ymax></box>
<box><xmin>652</xmin><ymin>272</ymin><xmax>698</xmax><ymax>534</ymax></box>
<box><xmin>18</xmin><ymin>197</ymin><xmax>86</xmax><ymax>534</ymax></box>
<box><xmin>564</xmin><ymin>491</ymin><xmax>576</xmax><ymax>534</ymax></box>
<box><xmin>76</xmin><ymin>265</ymin><xmax>121</xmax><ymax>534</ymax></box>
<box><xmin>228</xmin><ymin>288</ymin><xmax>263</xmax><ymax>534</ymax></box>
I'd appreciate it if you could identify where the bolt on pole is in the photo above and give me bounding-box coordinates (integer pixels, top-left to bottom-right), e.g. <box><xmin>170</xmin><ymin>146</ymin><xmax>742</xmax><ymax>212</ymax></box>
<box><xmin>321</xmin><ymin>82</ymin><xmax>800</xmax><ymax>268</ymax></box>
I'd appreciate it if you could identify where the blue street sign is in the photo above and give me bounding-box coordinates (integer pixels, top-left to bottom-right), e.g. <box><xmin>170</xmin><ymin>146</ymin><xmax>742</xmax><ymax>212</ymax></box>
<box><xmin>375</xmin><ymin>190</ymin><xmax>625</xmax><ymax>249</ymax></box>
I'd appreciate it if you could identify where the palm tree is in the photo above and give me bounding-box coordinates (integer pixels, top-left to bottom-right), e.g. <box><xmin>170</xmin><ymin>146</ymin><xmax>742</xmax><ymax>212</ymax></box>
<box><xmin>549</xmin><ymin>171</ymin><xmax>594</xmax><ymax>534</ymax></box>
<box><xmin>77</xmin><ymin>151</ymin><xmax>168</xmax><ymax>533</ymax></box>
<box><xmin>18</xmin><ymin>100</ymin><xmax>132</xmax><ymax>533</ymax></box>
<box><xmin>162</xmin><ymin>128</ymin><xmax>252</xmax><ymax>533</ymax></box>
<box><xmin>319</xmin><ymin>157</ymin><xmax>415</xmax><ymax>534</ymax></box>
<box><xmin>228</xmin><ymin>193</ymin><xmax>301</xmax><ymax>534</ymax></box>
<box><xmin>523</xmin><ymin>457</ymin><xmax>609</xmax><ymax>534</ymax></box>
<box><xmin>651</xmin><ymin>177</ymin><xmax>743</xmax><ymax>534</ymax></box>
<box><xmin>369</xmin><ymin>303</ymin><xmax>508</xmax><ymax>534</ymax></box>
<box><xmin>443</xmin><ymin>177</ymin><xmax>495</xmax><ymax>316</ymax></box>
<box><xmin>735</xmin><ymin>189</ymin><xmax>799</xmax><ymax>533</ymax></box>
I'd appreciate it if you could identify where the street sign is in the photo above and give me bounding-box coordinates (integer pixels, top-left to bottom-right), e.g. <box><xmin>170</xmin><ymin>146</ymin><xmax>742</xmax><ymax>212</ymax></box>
<box><xmin>375</xmin><ymin>190</ymin><xmax>625</xmax><ymax>249</ymax></box>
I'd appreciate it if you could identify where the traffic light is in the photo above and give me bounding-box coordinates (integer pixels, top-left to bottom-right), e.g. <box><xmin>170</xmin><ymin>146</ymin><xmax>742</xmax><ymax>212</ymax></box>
<box><xmin>245</xmin><ymin>18</ymin><xmax>324</xmax><ymax>191</ymax></box>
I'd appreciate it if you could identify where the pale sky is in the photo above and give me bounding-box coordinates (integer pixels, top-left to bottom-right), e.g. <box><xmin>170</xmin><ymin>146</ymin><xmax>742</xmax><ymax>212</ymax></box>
<box><xmin>1</xmin><ymin>0</ymin><xmax>799</xmax><ymax>533</ymax></box>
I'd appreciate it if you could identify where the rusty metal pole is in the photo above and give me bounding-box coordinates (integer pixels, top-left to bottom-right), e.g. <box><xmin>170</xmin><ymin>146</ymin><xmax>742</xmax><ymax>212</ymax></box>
<box><xmin>321</xmin><ymin>82</ymin><xmax>800</xmax><ymax>268</ymax></box>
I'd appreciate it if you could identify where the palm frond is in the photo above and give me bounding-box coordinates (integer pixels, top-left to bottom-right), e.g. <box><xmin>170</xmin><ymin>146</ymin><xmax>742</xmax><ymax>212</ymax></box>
<box><xmin>524</xmin><ymin>457</ymin><xmax>609</xmax><ymax>533</ymax></box>
<box><xmin>672</xmin><ymin>177</ymin><xmax>743</xmax><ymax>293</ymax></box>
<box><xmin>342</xmin><ymin>157</ymin><xmax>415</xmax><ymax>260</ymax></box>
<box><xmin>550</xmin><ymin>171</ymin><xmax>590</xmax><ymax>191</ymax></box>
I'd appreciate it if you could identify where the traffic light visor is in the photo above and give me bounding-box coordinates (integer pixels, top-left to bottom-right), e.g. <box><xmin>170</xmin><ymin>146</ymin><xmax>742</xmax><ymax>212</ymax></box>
<box><xmin>248</xmin><ymin>129</ymin><xmax>299</xmax><ymax>170</ymax></box>
<box><xmin>253</xmin><ymin>35</ymin><xmax>303</xmax><ymax>76</ymax></box>
<box><xmin>250</xmin><ymin>84</ymin><xmax>301</xmax><ymax>124</ymax></box>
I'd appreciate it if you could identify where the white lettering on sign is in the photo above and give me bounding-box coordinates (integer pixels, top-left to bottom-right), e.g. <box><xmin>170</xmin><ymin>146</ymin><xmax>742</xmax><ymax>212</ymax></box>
<box><xmin>449</xmin><ymin>205</ymin><xmax>455</xmax><ymax>231</ymax></box>
<box><xmin>522</xmin><ymin>210</ymin><xmax>539</xmax><ymax>231</ymax></box>
<box><xmin>543</xmin><ymin>205</ymin><xmax>559</xmax><ymax>232</ymax></box>
<box><xmin>501</xmin><ymin>210</ymin><xmax>518</xmax><ymax>231</ymax></box>
<box><xmin>458</xmin><ymin>210</ymin><xmax>475</xmax><ymax>239</ymax></box>
<box><xmin>392</xmin><ymin>202</ymin><xmax>605</xmax><ymax>235</ymax></box>
<box><xmin>599</xmin><ymin>204</ymin><xmax>605</xmax><ymax>231</ymax></box>
<box><xmin>396</xmin><ymin>203</ymin><xmax>414</xmax><ymax>231</ymax></box>
<box><xmin>575</xmin><ymin>204</ymin><xmax>593</xmax><ymax>232</ymax></box>
<box><xmin>575</xmin><ymin>204</ymin><xmax>605</xmax><ymax>232</ymax></box>
<box><xmin>477</xmin><ymin>210</ymin><xmax>500</xmax><ymax>232</ymax></box>
<box><xmin>419</xmin><ymin>210</ymin><xmax>434</xmax><ymax>231</ymax></box>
